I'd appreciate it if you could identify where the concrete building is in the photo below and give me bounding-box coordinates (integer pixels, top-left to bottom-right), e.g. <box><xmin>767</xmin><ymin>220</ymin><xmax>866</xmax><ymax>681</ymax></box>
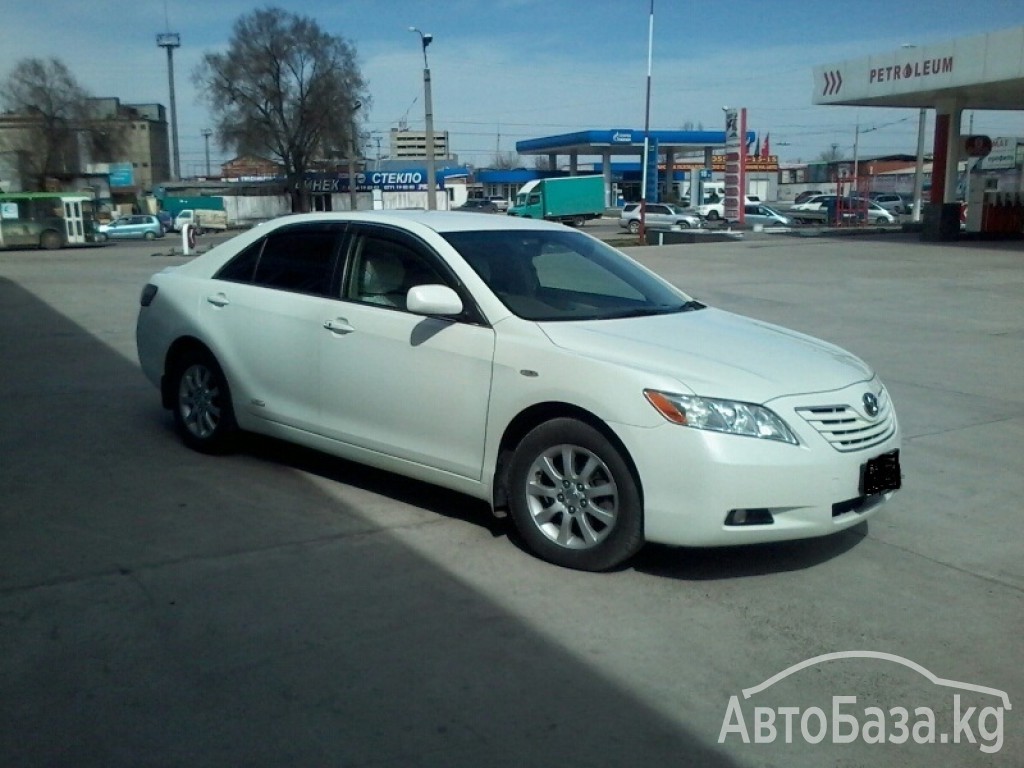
<box><xmin>0</xmin><ymin>97</ymin><xmax>170</xmax><ymax>198</ymax></box>
<box><xmin>389</xmin><ymin>128</ymin><xmax>451</xmax><ymax>161</ymax></box>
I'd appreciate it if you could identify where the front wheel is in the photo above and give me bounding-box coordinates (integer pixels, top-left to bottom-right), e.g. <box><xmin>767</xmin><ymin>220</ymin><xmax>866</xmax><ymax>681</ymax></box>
<box><xmin>144</xmin><ymin>231</ymin><xmax>156</xmax><ymax>240</ymax></box>
<box><xmin>508</xmin><ymin>418</ymin><xmax>644</xmax><ymax>571</ymax></box>
<box><xmin>705</xmin><ymin>210</ymin><xmax>720</xmax><ymax>221</ymax></box>
<box><xmin>627</xmin><ymin>220</ymin><xmax>640</xmax><ymax>234</ymax></box>
<box><xmin>170</xmin><ymin>348</ymin><xmax>237</xmax><ymax>454</ymax></box>
<box><xmin>674</xmin><ymin>220</ymin><xmax>691</xmax><ymax>228</ymax></box>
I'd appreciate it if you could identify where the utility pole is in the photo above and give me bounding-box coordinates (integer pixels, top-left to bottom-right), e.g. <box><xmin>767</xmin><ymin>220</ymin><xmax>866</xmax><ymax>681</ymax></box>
<box><xmin>201</xmin><ymin>128</ymin><xmax>212</xmax><ymax>177</ymax></box>
<box><xmin>157</xmin><ymin>32</ymin><xmax>182</xmax><ymax>181</ymax></box>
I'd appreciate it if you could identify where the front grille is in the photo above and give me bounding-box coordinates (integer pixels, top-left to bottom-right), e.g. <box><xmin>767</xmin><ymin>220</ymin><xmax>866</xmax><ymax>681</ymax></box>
<box><xmin>796</xmin><ymin>387</ymin><xmax>896</xmax><ymax>453</ymax></box>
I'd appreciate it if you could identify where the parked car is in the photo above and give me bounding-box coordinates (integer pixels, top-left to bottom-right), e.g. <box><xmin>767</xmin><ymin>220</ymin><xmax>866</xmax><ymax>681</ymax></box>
<box><xmin>457</xmin><ymin>199</ymin><xmax>499</xmax><ymax>213</ymax></box>
<box><xmin>793</xmin><ymin>190</ymin><xmax>824</xmax><ymax>205</ymax></box>
<box><xmin>790</xmin><ymin>194</ymin><xmax>835</xmax><ymax>213</ymax></box>
<box><xmin>869</xmin><ymin>192</ymin><xmax>910</xmax><ymax>214</ymax></box>
<box><xmin>98</xmin><ymin>214</ymin><xmax>165</xmax><ymax>241</ymax></box>
<box><xmin>487</xmin><ymin>196</ymin><xmax>511</xmax><ymax>212</ymax></box>
<box><xmin>136</xmin><ymin>211</ymin><xmax>901</xmax><ymax>572</ymax></box>
<box><xmin>618</xmin><ymin>202</ymin><xmax>702</xmax><ymax>233</ymax></box>
<box><xmin>847</xmin><ymin>198</ymin><xmax>898</xmax><ymax>224</ymax></box>
<box><xmin>694</xmin><ymin>196</ymin><xmax>762</xmax><ymax>222</ymax></box>
<box><xmin>743</xmin><ymin>203</ymin><xmax>793</xmax><ymax>228</ymax></box>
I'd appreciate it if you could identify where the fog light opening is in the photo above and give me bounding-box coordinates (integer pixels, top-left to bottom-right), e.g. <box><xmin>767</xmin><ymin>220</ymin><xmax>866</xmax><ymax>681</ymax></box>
<box><xmin>725</xmin><ymin>508</ymin><xmax>775</xmax><ymax>526</ymax></box>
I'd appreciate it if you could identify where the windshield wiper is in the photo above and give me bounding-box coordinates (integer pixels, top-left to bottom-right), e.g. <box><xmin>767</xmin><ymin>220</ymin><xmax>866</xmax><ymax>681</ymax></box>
<box><xmin>603</xmin><ymin>301</ymin><xmax>705</xmax><ymax>319</ymax></box>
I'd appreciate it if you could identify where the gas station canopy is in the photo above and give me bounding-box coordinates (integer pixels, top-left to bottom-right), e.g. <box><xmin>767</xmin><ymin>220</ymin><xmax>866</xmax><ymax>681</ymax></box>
<box><xmin>813</xmin><ymin>26</ymin><xmax>1024</xmax><ymax>110</ymax></box>
<box><xmin>813</xmin><ymin>25</ymin><xmax>1024</xmax><ymax>239</ymax></box>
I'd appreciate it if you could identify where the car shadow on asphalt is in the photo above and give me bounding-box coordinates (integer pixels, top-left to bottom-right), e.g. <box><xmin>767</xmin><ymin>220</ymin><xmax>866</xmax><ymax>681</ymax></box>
<box><xmin>227</xmin><ymin>427</ymin><xmax>867</xmax><ymax>581</ymax></box>
<box><xmin>632</xmin><ymin>524</ymin><xmax>867</xmax><ymax>580</ymax></box>
<box><xmin>234</xmin><ymin>431</ymin><xmax>509</xmax><ymax>537</ymax></box>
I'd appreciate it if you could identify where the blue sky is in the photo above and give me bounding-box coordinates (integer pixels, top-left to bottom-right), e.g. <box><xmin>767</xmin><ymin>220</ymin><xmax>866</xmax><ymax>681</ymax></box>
<box><xmin>3</xmin><ymin>0</ymin><xmax>1024</xmax><ymax>174</ymax></box>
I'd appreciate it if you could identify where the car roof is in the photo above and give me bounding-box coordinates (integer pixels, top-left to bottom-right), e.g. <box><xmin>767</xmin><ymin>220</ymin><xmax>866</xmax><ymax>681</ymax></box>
<box><xmin>256</xmin><ymin>210</ymin><xmax>569</xmax><ymax>235</ymax></box>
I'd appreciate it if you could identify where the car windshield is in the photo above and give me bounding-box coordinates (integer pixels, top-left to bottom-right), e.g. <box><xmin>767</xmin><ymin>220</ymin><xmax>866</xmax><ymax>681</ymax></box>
<box><xmin>442</xmin><ymin>229</ymin><xmax>702</xmax><ymax>322</ymax></box>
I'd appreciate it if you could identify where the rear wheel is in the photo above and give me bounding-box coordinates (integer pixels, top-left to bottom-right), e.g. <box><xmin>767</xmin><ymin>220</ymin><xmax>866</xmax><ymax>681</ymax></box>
<box><xmin>627</xmin><ymin>220</ymin><xmax>640</xmax><ymax>234</ymax></box>
<box><xmin>705</xmin><ymin>210</ymin><xmax>720</xmax><ymax>221</ymax></box>
<box><xmin>40</xmin><ymin>230</ymin><xmax>62</xmax><ymax>250</ymax></box>
<box><xmin>508</xmin><ymin>418</ymin><xmax>643</xmax><ymax>571</ymax></box>
<box><xmin>170</xmin><ymin>348</ymin><xmax>237</xmax><ymax>454</ymax></box>
<box><xmin>570</xmin><ymin>215</ymin><xmax>586</xmax><ymax>227</ymax></box>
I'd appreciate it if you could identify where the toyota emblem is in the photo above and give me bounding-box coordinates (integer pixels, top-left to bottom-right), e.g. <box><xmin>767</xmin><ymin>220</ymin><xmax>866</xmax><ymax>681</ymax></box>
<box><xmin>862</xmin><ymin>392</ymin><xmax>880</xmax><ymax>418</ymax></box>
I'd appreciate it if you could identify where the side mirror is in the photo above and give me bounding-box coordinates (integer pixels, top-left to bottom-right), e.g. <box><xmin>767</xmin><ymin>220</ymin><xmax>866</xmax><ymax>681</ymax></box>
<box><xmin>406</xmin><ymin>284</ymin><xmax>463</xmax><ymax>317</ymax></box>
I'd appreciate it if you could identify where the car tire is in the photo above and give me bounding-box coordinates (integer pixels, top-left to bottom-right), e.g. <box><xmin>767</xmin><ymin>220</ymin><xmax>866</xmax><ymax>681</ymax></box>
<box><xmin>40</xmin><ymin>230</ymin><xmax>62</xmax><ymax>250</ymax></box>
<box><xmin>171</xmin><ymin>348</ymin><xmax>238</xmax><ymax>454</ymax></box>
<box><xmin>145</xmin><ymin>231</ymin><xmax>156</xmax><ymax>240</ymax></box>
<box><xmin>706</xmin><ymin>210</ymin><xmax>720</xmax><ymax>221</ymax></box>
<box><xmin>675</xmin><ymin>220</ymin><xmax>691</xmax><ymax>229</ymax></box>
<box><xmin>508</xmin><ymin>418</ymin><xmax>644</xmax><ymax>571</ymax></box>
<box><xmin>627</xmin><ymin>220</ymin><xmax>640</xmax><ymax>234</ymax></box>
<box><xmin>570</xmin><ymin>215</ymin><xmax>586</xmax><ymax>227</ymax></box>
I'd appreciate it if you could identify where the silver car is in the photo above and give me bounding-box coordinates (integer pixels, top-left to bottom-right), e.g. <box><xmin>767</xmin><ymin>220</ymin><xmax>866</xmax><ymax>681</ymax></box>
<box><xmin>619</xmin><ymin>203</ymin><xmax>702</xmax><ymax>234</ymax></box>
<box><xmin>743</xmin><ymin>203</ymin><xmax>793</xmax><ymax>228</ymax></box>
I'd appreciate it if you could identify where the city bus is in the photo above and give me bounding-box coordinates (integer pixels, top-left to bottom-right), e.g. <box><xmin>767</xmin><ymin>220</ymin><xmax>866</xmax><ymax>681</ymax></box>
<box><xmin>0</xmin><ymin>192</ymin><xmax>100</xmax><ymax>250</ymax></box>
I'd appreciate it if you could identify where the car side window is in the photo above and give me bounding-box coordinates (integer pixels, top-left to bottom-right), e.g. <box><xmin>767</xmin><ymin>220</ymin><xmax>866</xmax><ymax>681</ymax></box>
<box><xmin>214</xmin><ymin>224</ymin><xmax>342</xmax><ymax>296</ymax></box>
<box><xmin>252</xmin><ymin>227</ymin><xmax>341</xmax><ymax>296</ymax></box>
<box><xmin>343</xmin><ymin>232</ymin><xmax>447</xmax><ymax>310</ymax></box>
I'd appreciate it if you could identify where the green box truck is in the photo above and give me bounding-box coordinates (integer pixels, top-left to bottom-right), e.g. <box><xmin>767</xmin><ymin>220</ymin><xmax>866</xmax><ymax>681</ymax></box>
<box><xmin>507</xmin><ymin>176</ymin><xmax>605</xmax><ymax>226</ymax></box>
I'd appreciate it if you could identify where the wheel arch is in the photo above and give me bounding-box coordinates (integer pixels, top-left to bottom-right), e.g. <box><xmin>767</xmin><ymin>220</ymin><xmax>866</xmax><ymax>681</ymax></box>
<box><xmin>160</xmin><ymin>336</ymin><xmax>219</xmax><ymax>409</ymax></box>
<box><xmin>492</xmin><ymin>401</ymin><xmax>644</xmax><ymax>513</ymax></box>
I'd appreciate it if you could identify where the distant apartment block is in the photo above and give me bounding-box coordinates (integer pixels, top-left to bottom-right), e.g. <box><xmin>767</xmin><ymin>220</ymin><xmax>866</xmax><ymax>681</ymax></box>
<box><xmin>389</xmin><ymin>128</ymin><xmax>450</xmax><ymax>160</ymax></box>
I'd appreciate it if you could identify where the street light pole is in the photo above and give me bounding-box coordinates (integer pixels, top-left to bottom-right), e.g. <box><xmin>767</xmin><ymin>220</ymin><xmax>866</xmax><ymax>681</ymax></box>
<box><xmin>410</xmin><ymin>27</ymin><xmax>437</xmax><ymax>210</ymax></box>
<box><xmin>157</xmin><ymin>32</ymin><xmax>182</xmax><ymax>181</ymax></box>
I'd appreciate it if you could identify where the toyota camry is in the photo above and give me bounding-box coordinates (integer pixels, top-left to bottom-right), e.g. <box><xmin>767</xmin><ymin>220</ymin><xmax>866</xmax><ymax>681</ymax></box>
<box><xmin>136</xmin><ymin>211</ymin><xmax>901</xmax><ymax>571</ymax></box>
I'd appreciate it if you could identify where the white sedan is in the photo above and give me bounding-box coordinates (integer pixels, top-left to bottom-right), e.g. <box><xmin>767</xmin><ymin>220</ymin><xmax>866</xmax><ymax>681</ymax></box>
<box><xmin>136</xmin><ymin>212</ymin><xmax>900</xmax><ymax>571</ymax></box>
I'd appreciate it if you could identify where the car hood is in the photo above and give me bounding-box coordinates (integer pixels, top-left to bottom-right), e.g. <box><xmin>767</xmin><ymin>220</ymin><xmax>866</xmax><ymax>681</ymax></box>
<box><xmin>538</xmin><ymin>308</ymin><xmax>872</xmax><ymax>401</ymax></box>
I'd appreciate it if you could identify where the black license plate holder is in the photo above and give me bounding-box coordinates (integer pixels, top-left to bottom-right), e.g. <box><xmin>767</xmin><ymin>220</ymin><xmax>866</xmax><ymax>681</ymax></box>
<box><xmin>860</xmin><ymin>450</ymin><xmax>902</xmax><ymax>496</ymax></box>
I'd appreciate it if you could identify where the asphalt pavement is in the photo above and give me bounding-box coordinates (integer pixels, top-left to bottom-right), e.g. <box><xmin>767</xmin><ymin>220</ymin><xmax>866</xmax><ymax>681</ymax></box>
<box><xmin>1</xmin><ymin>230</ymin><xmax>1021</xmax><ymax>766</ymax></box>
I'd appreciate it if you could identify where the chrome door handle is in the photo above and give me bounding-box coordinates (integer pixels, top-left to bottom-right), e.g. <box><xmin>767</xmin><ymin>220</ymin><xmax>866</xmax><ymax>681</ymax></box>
<box><xmin>206</xmin><ymin>293</ymin><xmax>229</xmax><ymax>307</ymax></box>
<box><xmin>323</xmin><ymin>318</ymin><xmax>355</xmax><ymax>334</ymax></box>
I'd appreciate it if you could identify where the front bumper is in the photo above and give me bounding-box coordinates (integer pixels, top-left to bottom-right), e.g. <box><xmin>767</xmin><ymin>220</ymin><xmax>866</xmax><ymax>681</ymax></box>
<box><xmin>613</xmin><ymin>380</ymin><xmax>901</xmax><ymax>547</ymax></box>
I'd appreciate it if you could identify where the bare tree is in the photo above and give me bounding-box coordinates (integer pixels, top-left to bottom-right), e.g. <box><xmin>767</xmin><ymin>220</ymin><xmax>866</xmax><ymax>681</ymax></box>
<box><xmin>193</xmin><ymin>7</ymin><xmax>369</xmax><ymax>212</ymax></box>
<box><xmin>532</xmin><ymin>155</ymin><xmax>556</xmax><ymax>171</ymax></box>
<box><xmin>0</xmin><ymin>58</ymin><xmax>90</xmax><ymax>189</ymax></box>
<box><xmin>818</xmin><ymin>143</ymin><xmax>845</xmax><ymax>163</ymax></box>
<box><xmin>490</xmin><ymin>150</ymin><xmax>520</xmax><ymax>169</ymax></box>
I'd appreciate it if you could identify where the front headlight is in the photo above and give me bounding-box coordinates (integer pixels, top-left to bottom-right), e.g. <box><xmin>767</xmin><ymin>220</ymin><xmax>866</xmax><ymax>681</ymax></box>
<box><xmin>644</xmin><ymin>389</ymin><xmax>798</xmax><ymax>444</ymax></box>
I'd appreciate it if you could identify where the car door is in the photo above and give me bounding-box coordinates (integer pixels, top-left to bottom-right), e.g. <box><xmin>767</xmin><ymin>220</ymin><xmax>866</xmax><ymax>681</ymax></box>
<box><xmin>318</xmin><ymin>224</ymin><xmax>495</xmax><ymax>480</ymax></box>
<box><xmin>107</xmin><ymin>218</ymin><xmax>130</xmax><ymax>239</ymax></box>
<box><xmin>646</xmin><ymin>204</ymin><xmax>670</xmax><ymax>227</ymax></box>
<box><xmin>202</xmin><ymin>222</ymin><xmax>346</xmax><ymax>432</ymax></box>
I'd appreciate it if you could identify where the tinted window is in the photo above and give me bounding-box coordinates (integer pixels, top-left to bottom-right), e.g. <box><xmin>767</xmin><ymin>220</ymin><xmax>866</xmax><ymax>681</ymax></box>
<box><xmin>216</xmin><ymin>240</ymin><xmax>263</xmax><ymax>283</ymax></box>
<box><xmin>253</xmin><ymin>227</ymin><xmax>340</xmax><ymax>295</ymax></box>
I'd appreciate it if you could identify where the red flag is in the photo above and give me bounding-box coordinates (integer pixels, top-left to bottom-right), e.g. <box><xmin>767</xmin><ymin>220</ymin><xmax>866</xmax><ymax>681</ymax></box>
<box><xmin>762</xmin><ymin>133</ymin><xmax>770</xmax><ymax>158</ymax></box>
